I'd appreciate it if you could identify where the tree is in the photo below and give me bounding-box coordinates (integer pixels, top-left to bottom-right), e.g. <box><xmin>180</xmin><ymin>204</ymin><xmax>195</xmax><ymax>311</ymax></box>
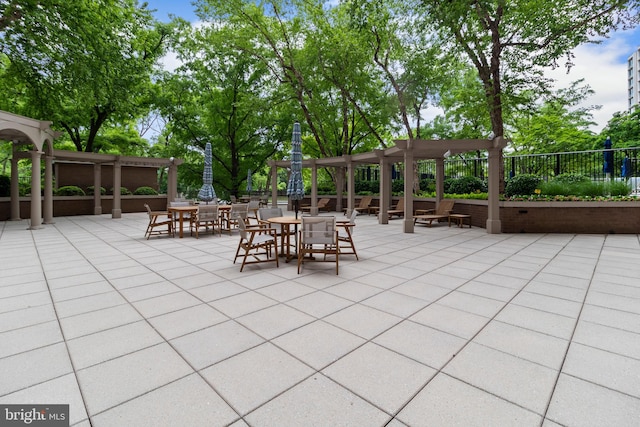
<box><xmin>510</xmin><ymin>80</ymin><xmax>598</xmax><ymax>153</ymax></box>
<box><xmin>156</xmin><ymin>21</ymin><xmax>286</xmax><ymax>198</ymax></box>
<box><xmin>0</xmin><ymin>0</ymin><xmax>170</xmax><ymax>152</ymax></box>
<box><xmin>601</xmin><ymin>105</ymin><xmax>640</xmax><ymax>148</ymax></box>
<box><xmin>420</xmin><ymin>0</ymin><xmax>639</xmax><ymax>140</ymax></box>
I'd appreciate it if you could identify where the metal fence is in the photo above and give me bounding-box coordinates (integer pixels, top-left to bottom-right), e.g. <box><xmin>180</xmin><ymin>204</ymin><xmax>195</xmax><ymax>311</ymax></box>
<box><xmin>355</xmin><ymin>147</ymin><xmax>640</xmax><ymax>183</ymax></box>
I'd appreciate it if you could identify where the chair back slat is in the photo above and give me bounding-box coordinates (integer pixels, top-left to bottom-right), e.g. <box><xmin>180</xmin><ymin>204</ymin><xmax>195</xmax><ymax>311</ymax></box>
<box><xmin>302</xmin><ymin>216</ymin><xmax>336</xmax><ymax>245</ymax></box>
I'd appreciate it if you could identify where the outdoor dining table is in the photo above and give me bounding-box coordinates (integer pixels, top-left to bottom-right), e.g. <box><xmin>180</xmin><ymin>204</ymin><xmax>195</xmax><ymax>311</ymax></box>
<box><xmin>266</xmin><ymin>216</ymin><xmax>301</xmax><ymax>263</ymax></box>
<box><xmin>167</xmin><ymin>205</ymin><xmax>198</xmax><ymax>238</ymax></box>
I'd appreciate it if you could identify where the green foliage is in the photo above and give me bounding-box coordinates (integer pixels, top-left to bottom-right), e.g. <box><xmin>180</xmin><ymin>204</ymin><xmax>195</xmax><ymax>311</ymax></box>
<box><xmin>0</xmin><ymin>174</ymin><xmax>9</xmax><ymax>196</ymax></box>
<box><xmin>600</xmin><ymin>105</ymin><xmax>640</xmax><ymax>148</ymax></box>
<box><xmin>540</xmin><ymin>179</ymin><xmax>631</xmax><ymax>198</ymax></box>
<box><xmin>445</xmin><ymin>176</ymin><xmax>487</xmax><ymax>194</ymax></box>
<box><xmin>86</xmin><ymin>186</ymin><xmax>106</xmax><ymax>196</ymax></box>
<box><xmin>133</xmin><ymin>186</ymin><xmax>159</xmax><ymax>195</ymax></box>
<box><xmin>0</xmin><ymin>0</ymin><xmax>169</xmax><ymax>152</ymax></box>
<box><xmin>56</xmin><ymin>186</ymin><xmax>86</xmax><ymax>196</ymax></box>
<box><xmin>505</xmin><ymin>174</ymin><xmax>541</xmax><ymax>197</ymax></box>
<box><xmin>551</xmin><ymin>173</ymin><xmax>590</xmax><ymax>184</ymax></box>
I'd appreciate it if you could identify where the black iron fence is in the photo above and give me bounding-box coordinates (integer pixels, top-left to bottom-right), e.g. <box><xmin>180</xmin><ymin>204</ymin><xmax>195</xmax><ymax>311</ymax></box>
<box><xmin>355</xmin><ymin>147</ymin><xmax>640</xmax><ymax>183</ymax></box>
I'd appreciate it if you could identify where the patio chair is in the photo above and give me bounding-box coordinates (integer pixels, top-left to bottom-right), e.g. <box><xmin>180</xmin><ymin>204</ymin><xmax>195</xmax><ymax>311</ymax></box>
<box><xmin>301</xmin><ymin>198</ymin><xmax>331</xmax><ymax>213</ymax></box>
<box><xmin>297</xmin><ymin>216</ymin><xmax>339</xmax><ymax>274</ymax></box>
<box><xmin>387</xmin><ymin>197</ymin><xmax>405</xmax><ymax>219</ymax></box>
<box><xmin>190</xmin><ymin>204</ymin><xmax>221</xmax><ymax>238</ymax></box>
<box><xmin>338</xmin><ymin>209</ymin><xmax>358</xmax><ymax>260</ymax></box>
<box><xmin>257</xmin><ymin>207</ymin><xmax>288</xmax><ymax>236</ymax></box>
<box><xmin>226</xmin><ymin>203</ymin><xmax>249</xmax><ymax>234</ymax></box>
<box><xmin>259</xmin><ymin>194</ymin><xmax>269</xmax><ymax>207</ymax></box>
<box><xmin>247</xmin><ymin>200</ymin><xmax>261</xmax><ymax>224</ymax></box>
<box><xmin>353</xmin><ymin>196</ymin><xmax>373</xmax><ymax>215</ymax></box>
<box><xmin>414</xmin><ymin>199</ymin><xmax>455</xmax><ymax>227</ymax></box>
<box><xmin>234</xmin><ymin>218</ymin><xmax>279</xmax><ymax>272</ymax></box>
<box><xmin>144</xmin><ymin>203</ymin><xmax>173</xmax><ymax>239</ymax></box>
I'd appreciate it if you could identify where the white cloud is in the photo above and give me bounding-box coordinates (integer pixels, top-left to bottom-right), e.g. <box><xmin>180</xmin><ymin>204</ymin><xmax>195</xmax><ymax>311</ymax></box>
<box><xmin>544</xmin><ymin>30</ymin><xmax>639</xmax><ymax>132</ymax></box>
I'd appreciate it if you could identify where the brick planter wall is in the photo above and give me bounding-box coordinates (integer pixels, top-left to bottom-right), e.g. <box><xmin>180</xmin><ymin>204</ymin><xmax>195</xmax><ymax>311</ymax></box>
<box><xmin>0</xmin><ymin>196</ymin><xmax>168</xmax><ymax>221</ymax></box>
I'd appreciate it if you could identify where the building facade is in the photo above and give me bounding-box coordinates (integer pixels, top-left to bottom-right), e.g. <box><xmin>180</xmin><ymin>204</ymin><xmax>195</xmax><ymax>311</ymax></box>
<box><xmin>628</xmin><ymin>47</ymin><xmax>640</xmax><ymax>108</ymax></box>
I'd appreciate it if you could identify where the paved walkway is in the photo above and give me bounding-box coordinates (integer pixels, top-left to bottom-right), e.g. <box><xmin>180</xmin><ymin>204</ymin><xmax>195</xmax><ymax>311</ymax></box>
<box><xmin>1</xmin><ymin>212</ymin><xmax>639</xmax><ymax>426</ymax></box>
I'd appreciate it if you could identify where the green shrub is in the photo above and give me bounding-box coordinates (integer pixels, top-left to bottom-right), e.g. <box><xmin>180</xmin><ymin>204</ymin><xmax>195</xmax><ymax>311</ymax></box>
<box><xmin>445</xmin><ymin>176</ymin><xmax>487</xmax><ymax>194</ymax></box>
<box><xmin>0</xmin><ymin>175</ymin><xmax>9</xmax><ymax>197</ymax></box>
<box><xmin>539</xmin><ymin>181</ymin><xmax>567</xmax><ymax>196</ymax></box>
<box><xmin>505</xmin><ymin>174</ymin><xmax>541</xmax><ymax>197</ymax></box>
<box><xmin>609</xmin><ymin>181</ymin><xmax>631</xmax><ymax>197</ymax></box>
<box><xmin>86</xmin><ymin>186</ymin><xmax>106</xmax><ymax>195</ymax></box>
<box><xmin>56</xmin><ymin>185</ymin><xmax>86</xmax><ymax>196</ymax></box>
<box><xmin>133</xmin><ymin>186</ymin><xmax>158</xmax><ymax>195</ymax></box>
<box><xmin>110</xmin><ymin>187</ymin><xmax>132</xmax><ymax>195</ymax></box>
<box><xmin>551</xmin><ymin>173</ymin><xmax>590</xmax><ymax>184</ymax></box>
<box><xmin>391</xmin><ymin>179</ymin><xmax>404</xmax><ymax>193</ymax></box>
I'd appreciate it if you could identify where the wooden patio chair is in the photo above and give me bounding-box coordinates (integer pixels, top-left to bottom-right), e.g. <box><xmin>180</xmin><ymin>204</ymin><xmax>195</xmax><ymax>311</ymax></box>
<box><xmin>301</xmin><ymin>198</ymin><xmax>331</xmax><ymax>213</ymax></box>
<box><xmin>144</xmin><ymin>203</ymin><xmax>173</xmax><ymax>239</ymax></box>
<box><xmin>338</xmin><ymin>209</ymin><xmax>358</xmax><ymax>260</ymax></box>
<box><xmin>344</xmin><ymin>196</ymin><xmax>373</xmax><ymax>216</ymax></box>
<box><xmin>233</xmin><ymin>218</ymin><xmax>279</xmax><ymax>272</ymax></box>
<box><xmin>387</xmin><ymin>197</ymin><xmax>405</xmax><ymax>219</ymax></box>
<box><xmin>297</xmin><ymin>216</ymin><xmax>339</xmax><ymax>274</ymax></box>
<box><xmin>414</xmin><ymin>199</ymin><xmax>455</xmax><ymax>227</ymax></box>
<box><xmin>226</xmin><ymin>203</ymin><xmax>249</xmax><ymax>234</ymax></box>
<box><xmin>190</xmin><ymin>204</ymin><xmax>221</xmax><ymax>238</ymax></box>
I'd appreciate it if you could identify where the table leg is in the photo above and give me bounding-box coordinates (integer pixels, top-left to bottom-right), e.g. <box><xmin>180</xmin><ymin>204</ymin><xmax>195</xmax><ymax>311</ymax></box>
<box><xmin>178</xmin><ymin>212</ymin><xmax>185</xmax><ymax>238</ymax></box>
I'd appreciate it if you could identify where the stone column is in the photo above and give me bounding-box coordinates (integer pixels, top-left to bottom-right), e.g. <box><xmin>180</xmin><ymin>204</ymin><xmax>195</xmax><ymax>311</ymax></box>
<box><xmin>269</xmin><ymin>161</ymin><xmax>278</xmax><ymax>208</ymax></box>
<box><xmin>43</xmin><ymin>154</ymin><xmax>54</xmax><ymax>224</ymax></box>
<box><xmin>10</xmin><ymin>148</ymin><xmax>20</xmax><ymax>221</ymax></box>
<box><xmin>334</xmin><ymin>168</ymin><xmax>343</xmax><ymax>216</ymax></box>
<box><xmin>403</xmin><ymin>143</ymin><xmax>414</xmax><ymax>233</ymax></box>
<box><xmin>29</xmin><ymin>150</ymin><xmax>42</xmax><ymax>229</ymax></box>
<box><xmin>93</xmin><ymin>163</ymin><xmax>102</xmax><ymax>215</ymax></box>
<box><xmin>112</xmin><ymin>159</ymin><xmax>122</xmax><ymax>219</ymax></box>
<box><xmin>167</xmin><ymin>159</ymin><xmax>178</xmax><ymax>205</ymax></box>
<box><xmin>376</xmin><ymin>150</ymin><xmax>390</xmax><ymax>224</ymax></box>
<box><xmin>486</xmin><ymin>146</ymin><xmax>502</xmax><ymax>234</ymax></box>
<box><xmin>346</xmin><ymin>156</ymin><xmax>354</xmax><ymax>216</ymax></box>
<box><xmin>435</xmin><ymin>157</ymin><xmax>445</xmax><ymax>202</ymax></box>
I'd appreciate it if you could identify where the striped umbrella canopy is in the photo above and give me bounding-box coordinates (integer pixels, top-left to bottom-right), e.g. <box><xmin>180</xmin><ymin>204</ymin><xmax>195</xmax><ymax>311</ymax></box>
<box><xmin>286</xmin><ymin>122</ymin><xmax>304</xmax><ymax>217</ymax></box>
<box><xmin>197</xmin><ymin>142</ymin><xmax>217</xmax><ymax>203</ymax></box>
<box><xmin>246</xmin><ymin>169</ymin><xmax>253</xmax><ymax>194</ymax></box>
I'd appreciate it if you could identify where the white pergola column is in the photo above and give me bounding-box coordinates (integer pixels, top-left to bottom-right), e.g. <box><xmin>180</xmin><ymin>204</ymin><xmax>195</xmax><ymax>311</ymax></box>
<box><xmin>403</xmin><ymin>143</ymin><xmax>415</xmax><ymax>233</ymax></box>
<box><xmin>43</xmin><ymin>154</ymin><xmax>54</xmax><ymax>224</ymax></box>
<box><xmin>377</xmin><ymin>150</ymin><xmax>390</xmax><ymax>224</ymax></box>
<box><xmin>308</xmin><ymin>161</ymin><xmax>319</xmax><ymax>215</ymax></box>
<box><xmin>486</xmin><ymin>145</ymin><xmax>502</xmax><ymax>233</ymax></box>
<box><xmin>346</xmin><ymin>156</ymin><xmax>355</xmax><ymax>216</ymax></box>
<box><xmin>335</xmin><ymin>167</ymin><xmax>343</xmax><ymax>215</ymax></box>
<box><xmin>93</xmin><ymin>163</ymin><xmax>102</xmax><ymax>215</ymax></box>
<box><xmin>29</xmin><ymin>150</ymin><xmax>42</xmax><ymax>229</ymax></box>
<box><xmin>10</xmin><ymin>145</ymin><xmax>20</xmax><ymax>221</ymax></box>
<box><xmin>112</xmin><ymin>159</ymin><xmax>122</xmax><ymax>219</ymax></box>
<box><xmin>269</xmin><ymin>161</ymin><xmax>278</xmax><ymax>208</ymax></box>
<box><xmin>167</xmin><ymin>158</ymin><xmax>178</xmax><ymax>204</ymax></box>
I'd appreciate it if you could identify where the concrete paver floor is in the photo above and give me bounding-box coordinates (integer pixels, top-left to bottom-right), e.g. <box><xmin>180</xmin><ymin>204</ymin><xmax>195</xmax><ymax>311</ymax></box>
<box><xmin>1</xmin><ymin>212</ymin><xmax>639</xmax><ymax>426</ymax></box>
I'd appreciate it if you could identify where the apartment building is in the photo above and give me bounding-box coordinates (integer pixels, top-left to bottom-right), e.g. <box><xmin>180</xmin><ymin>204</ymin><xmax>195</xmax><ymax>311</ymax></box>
<box><xmin>629</xmin><ymin>47</ymin><xmax>640</xmax><ymax>108</ymax></box>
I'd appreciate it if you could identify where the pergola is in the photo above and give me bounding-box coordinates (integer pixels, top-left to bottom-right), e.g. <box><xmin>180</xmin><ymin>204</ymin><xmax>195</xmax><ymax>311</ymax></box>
<box><xmin>1</xmin><ymin>110</ymin><xmax>181</xmax><ymax>228</ymax></box>
<box><xmin>269</xmin><ymin>137</ymin><xmax>508</xmax><ymax>234</ymax></box>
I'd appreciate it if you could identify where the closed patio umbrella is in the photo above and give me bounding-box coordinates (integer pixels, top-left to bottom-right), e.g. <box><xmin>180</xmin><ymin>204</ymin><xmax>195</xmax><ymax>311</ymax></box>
<box><xmin>198</xmin><ymin>142</ymin><xmax>217</xmax><ymax>204</ymax></box>
<box><xmin>287</xmin><ymin>122</ymin><xmax>304</xmax><ymax>218</ymax></box>
<box><xmin>246</xmin><ymin>169</ymin><xmax>253</xmax><ymax>195</ymax></box>
<box><xmin>603</xmin><ymin>136</ymin><xmax>613</xmax><ymax>178</ymax></box>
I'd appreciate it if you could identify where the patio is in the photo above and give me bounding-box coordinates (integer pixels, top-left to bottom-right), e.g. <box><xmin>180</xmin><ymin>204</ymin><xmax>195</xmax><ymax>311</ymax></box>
<box><xmin>1</xmin><ymin>211</ymin><xmax>639</xmax><ymax>426</ymax></box>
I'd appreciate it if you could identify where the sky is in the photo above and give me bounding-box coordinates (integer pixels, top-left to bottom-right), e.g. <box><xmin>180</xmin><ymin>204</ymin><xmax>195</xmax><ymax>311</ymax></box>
<box><xmin>145</xmin><ymin>0</ymin><xmax>640</xmax><ymax>133</ymax></box>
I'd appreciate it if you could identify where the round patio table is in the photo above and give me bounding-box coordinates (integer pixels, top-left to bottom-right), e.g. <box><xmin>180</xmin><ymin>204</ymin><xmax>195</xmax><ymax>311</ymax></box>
<box><xmin>266</xmin><ymin>216</ymin><xmax>300</xmax><ymax>262</ymax></box>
